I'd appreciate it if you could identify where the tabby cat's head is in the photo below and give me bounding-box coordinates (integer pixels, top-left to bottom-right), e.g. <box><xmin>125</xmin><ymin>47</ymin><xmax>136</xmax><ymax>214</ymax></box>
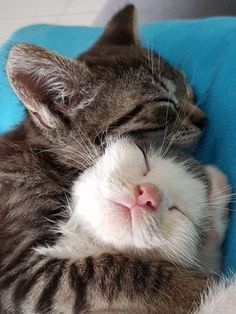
<box><xmin>6</xmin><ymin>5</ymin><xmax>205</xmax><ymax>168</ymax></box>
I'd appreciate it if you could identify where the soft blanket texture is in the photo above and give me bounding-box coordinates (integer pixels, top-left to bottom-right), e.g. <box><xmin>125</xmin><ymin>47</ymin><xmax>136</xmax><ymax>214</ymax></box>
<box><xmin>0</xmin><ymin>18</ymin><xmax>236</xmax><ymax>273</ymax></box>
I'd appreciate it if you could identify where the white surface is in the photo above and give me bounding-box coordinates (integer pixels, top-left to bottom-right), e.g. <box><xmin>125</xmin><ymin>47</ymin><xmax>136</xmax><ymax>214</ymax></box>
<box><xmin>0</xmin><ymin>0</ymin><xmax>108</xmax><ymax>44</ymax></box>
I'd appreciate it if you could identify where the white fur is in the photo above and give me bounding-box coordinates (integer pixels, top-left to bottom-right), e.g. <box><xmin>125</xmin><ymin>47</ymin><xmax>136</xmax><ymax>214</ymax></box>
<box><xmin>199</xmin><ymin>166</ymin><xmax>230</xmax><ymax>271</ymax></box>
<box><xmin>37</xmin><ymin>138</ymin><xmax>230</xmax><ymax>271</ymax></box>
<box><xmin>195</xmin><ymin>276</ymin><xmax>236</xmax><ymax>314</ymax></box>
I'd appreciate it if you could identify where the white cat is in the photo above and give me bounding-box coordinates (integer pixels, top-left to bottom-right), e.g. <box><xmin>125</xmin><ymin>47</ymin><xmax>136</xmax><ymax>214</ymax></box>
<box><xmin>37</xmin><ymin>138</ymin><xmax>233</xmax><ymax>313</ymax></box>
<box><xmin>38</xmin><ymin>138</ymin><xmax>230</xmax><ymax>273</ymax></box>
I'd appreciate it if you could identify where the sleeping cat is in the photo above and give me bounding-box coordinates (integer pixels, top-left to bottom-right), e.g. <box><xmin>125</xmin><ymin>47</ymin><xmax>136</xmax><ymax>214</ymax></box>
<box><xmin>38</xmin><ymin>137</ymin><xmax>230</xmax><ymax>271</ymax></box>
<box><xmin>0</xmin><ymin>4</ymin><xmax>209</xmax><ymax>314</ymax></box>
<box><xmin>37</xmin><ymin>137</ymin><xmax>230</xmax><ymax>312</ymax></box>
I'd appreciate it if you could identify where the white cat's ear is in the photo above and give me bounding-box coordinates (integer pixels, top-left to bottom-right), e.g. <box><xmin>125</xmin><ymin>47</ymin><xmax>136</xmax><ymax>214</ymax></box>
<box><xmin>96</xmin><ymin>5</ymin><xmax>139</xmax><ymax>46</ymax></box>
<box><xmin>6</xmin><ymin>44</ymin><xmax>91</xmax><ymax>129</ymax></box>
<box><xmin>201</xmin><ymin>166</ymin><xmax>231</xmax><ymax>271</ymax></box>
<box><xmin>205</xmin><ymin>166</ymin><xmax>231</xmax><ymax>206</ymax></box>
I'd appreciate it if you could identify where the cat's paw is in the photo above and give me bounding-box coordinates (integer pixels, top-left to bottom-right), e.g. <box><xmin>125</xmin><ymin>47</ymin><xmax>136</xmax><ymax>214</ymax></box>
<box><xmin>200</xmin><ymin>166</ymin><xmax>231</xmax><ymax>272</ymax></box>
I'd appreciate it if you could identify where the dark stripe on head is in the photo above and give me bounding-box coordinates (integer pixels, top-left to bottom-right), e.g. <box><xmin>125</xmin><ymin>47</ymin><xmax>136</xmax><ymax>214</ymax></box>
<box><xmin>12</xmin><ymin>259</ymin><xmax>59</xmax><ymax>313</ymax></box>
<box><xmin>94</xmin><ymin>104</ymin><xmax>144</xmax><ymax>145</ymax></box>
<box><xmin>36</xmin><ymin>260</ymin><xmax>65</xmax><ymax>313</ymax></box>
<box><xmin>108</xmin><ymin>104</ymin><xmax>144</xmax><ymax>130</ymax></box>
<box><xmin>69</xmin><ymin>263</ymin><xmax>87</xmax><ymax>313</ymax></box>
<box><xmin>94</xmin><ymin>97</ymin><xmax>175</xmax><ymax>146</ymax></box>
<box><xmin>107</xmin><ymin>97</ymin><xmax>175</xmax><ymax>132</ymax></box>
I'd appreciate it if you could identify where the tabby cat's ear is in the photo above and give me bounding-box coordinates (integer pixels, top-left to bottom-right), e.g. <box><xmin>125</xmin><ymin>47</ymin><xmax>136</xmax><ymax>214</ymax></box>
<box><xmin>6</xmin><ymin>44</ymin><xmax>91</xmax><ymax>129</ymax></box>
<box><xmin>96</xmin><ymin>4</ymin><xmax>139</xmax><ymax>46</ymax></box>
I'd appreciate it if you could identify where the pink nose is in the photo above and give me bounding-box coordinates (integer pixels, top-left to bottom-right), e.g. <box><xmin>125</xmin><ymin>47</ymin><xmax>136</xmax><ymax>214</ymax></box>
<box><xmin>134</xmin><ymin>183</ymin><xmax>162</xmax><ymax>211</ymax></box>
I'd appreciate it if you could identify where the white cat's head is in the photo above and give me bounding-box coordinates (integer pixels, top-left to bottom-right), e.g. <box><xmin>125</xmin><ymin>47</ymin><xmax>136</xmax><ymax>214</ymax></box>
<box><xmin>71</xmin><ymin>138</ymin><xmax>210</xmax><ymax>265</ymax></box>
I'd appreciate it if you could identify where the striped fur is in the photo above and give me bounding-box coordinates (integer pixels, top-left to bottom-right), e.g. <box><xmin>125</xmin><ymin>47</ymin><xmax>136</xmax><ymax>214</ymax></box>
<box><xmin>0</xmin><ymin>5</ymin><xmax>210</xmax><ymax>314</ymax></box>
<box><xmin>0</xmin><ymin>134</ymin><xmax>211</xmax><ymax>313</ymax></box>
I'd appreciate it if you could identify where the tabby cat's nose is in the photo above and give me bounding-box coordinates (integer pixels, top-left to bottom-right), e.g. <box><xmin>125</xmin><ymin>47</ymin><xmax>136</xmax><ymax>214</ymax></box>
<box><xmin>134</xmin><ymin>183</ymin><xmax>162</xmax><ymax>211</ymax></box>
<box><xmin>193</xmin><ymin>115</ymin><xmax>206</xmax><ymax>130</ymax></box>
<box><xmin>186</xmin><ymin>102</ymin><xmax>206</xmax><ymax>130</ymax></box>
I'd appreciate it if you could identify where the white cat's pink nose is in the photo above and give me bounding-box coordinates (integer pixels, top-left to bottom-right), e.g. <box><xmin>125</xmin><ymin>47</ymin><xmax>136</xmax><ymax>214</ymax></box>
<box><xmin>135</xmin><ymin>183</ymin><xmax>162</xmax><ymax>211</ymax></box>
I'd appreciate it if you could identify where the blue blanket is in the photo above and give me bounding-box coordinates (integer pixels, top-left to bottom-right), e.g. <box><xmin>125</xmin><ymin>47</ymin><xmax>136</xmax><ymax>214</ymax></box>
<box><xmin>1</xmin><ymin>18</ymin><xmax>236</xmax><ymax>272</ymax></box>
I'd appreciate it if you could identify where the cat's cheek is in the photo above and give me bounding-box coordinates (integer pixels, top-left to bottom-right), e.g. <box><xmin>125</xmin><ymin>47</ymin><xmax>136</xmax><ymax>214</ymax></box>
<box><xmin>160</xmin><ymin>212</ymin><xmax>200</xmax><ymax>265</ymax></box>
<box><xmin>75</xmin><ymin>194</ymin><xmax>133</xmax><ymax>247</ymax></box>
<box><xmin>97</xmin><ymin>208</ymin><xmax>133</xmax><ymax>247</ymax></box>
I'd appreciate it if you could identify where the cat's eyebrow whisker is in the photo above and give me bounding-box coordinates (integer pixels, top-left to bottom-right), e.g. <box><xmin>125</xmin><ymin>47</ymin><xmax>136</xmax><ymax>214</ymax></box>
<box><xmin>37</xmin><ymin>147</ymin><xmax>89</xmax><ymax>169</ymax></box>
<box><xmin>164</xmin><ymin>112</ymin><xmax>188</xmax><ymax>153</ymax></box>
<box><xmin>163</xmin><ymin>90</ymin><xmax>198</xmax><ymax>156</ymax></box>
<box><xmin>70</xmin><ymin>119</ymin><xmax>99</xmax><ymax>158</ymax></box>
<box><xmin>63</xmin><ymin>135</ymin><xmax>96</xmax><ymax>166</ymax></box>
<box><xmin>158</xmin><ymin>98</ymin><xmax>170</xmax><ymax>157</ymax></box>
<box><xmin>71</xmin><ymin>134</ymin><xmax>98</xmax><ymax>163</ymax></box>
<box><xmin>70</xmin><ymin>149</ymin><xmax>94</xmax><ymax>167</ymax></box>
<box><xmin>170</xmin><ymin>87</ymin><xmax>189</xmax><ymax>134</ymax></box>
<box><xmin>70</xmin><ymin>137</ymin><xmax>97</xmax><ymax>165</ymax></box>
<box><xmin>54</xmin><ymin>146</ymin><xmax>93</xmax><ymax>167</ymax></box>
<box><xmin>162</xmin><ymin>86</ymin><xmax>191</xmax><ymax>156</ymax></box>
<box><xmin>93</xmin><ymin>125</ymin><xmax>111</xmax><ymax>148</ymax></box>
<box><xmin>159</xmin><ymin>88</ymin><xmax>175</xmax><ymax>157</ymax></box>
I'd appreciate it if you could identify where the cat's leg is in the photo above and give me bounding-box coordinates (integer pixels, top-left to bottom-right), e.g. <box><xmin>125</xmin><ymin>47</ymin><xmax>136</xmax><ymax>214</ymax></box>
<box><xmin>200</xmin><ymin>166</ymin><xmax>231</xmax><ymax>272</ymax></box>
<box><xmin>0</xmin><ymin>252</ymin><xmax>208</xmax><ymax>314</ymax></box>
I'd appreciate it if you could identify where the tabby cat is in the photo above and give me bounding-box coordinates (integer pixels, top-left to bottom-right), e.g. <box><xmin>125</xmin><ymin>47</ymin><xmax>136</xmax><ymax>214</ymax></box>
<box><xmin>0</xmin><ymin>5</ymin><xmax>208</xmax><ymax>314</ymax></box>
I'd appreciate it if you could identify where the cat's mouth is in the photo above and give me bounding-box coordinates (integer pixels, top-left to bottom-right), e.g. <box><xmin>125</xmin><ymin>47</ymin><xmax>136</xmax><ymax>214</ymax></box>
<box><xmin>114</xmin><ymin>202</ymin><xmax>194</xmax><ymax>224</ymax></box>
<box><xmin>114</xmin><ymin>202</ymin><xmax>132</xmax><ymax>224</ymax></box>
<box><xmin>113</xmin><ymin>201</ymin><xmax>198</xmax><ymax>236</ymax></box>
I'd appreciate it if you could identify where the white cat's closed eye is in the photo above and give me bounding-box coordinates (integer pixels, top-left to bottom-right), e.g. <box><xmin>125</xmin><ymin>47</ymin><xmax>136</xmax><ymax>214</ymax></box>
<box><xmin>136</xmin><ymin>145</ymin><xmax>150</xmax><ymax>176</ymax></box>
